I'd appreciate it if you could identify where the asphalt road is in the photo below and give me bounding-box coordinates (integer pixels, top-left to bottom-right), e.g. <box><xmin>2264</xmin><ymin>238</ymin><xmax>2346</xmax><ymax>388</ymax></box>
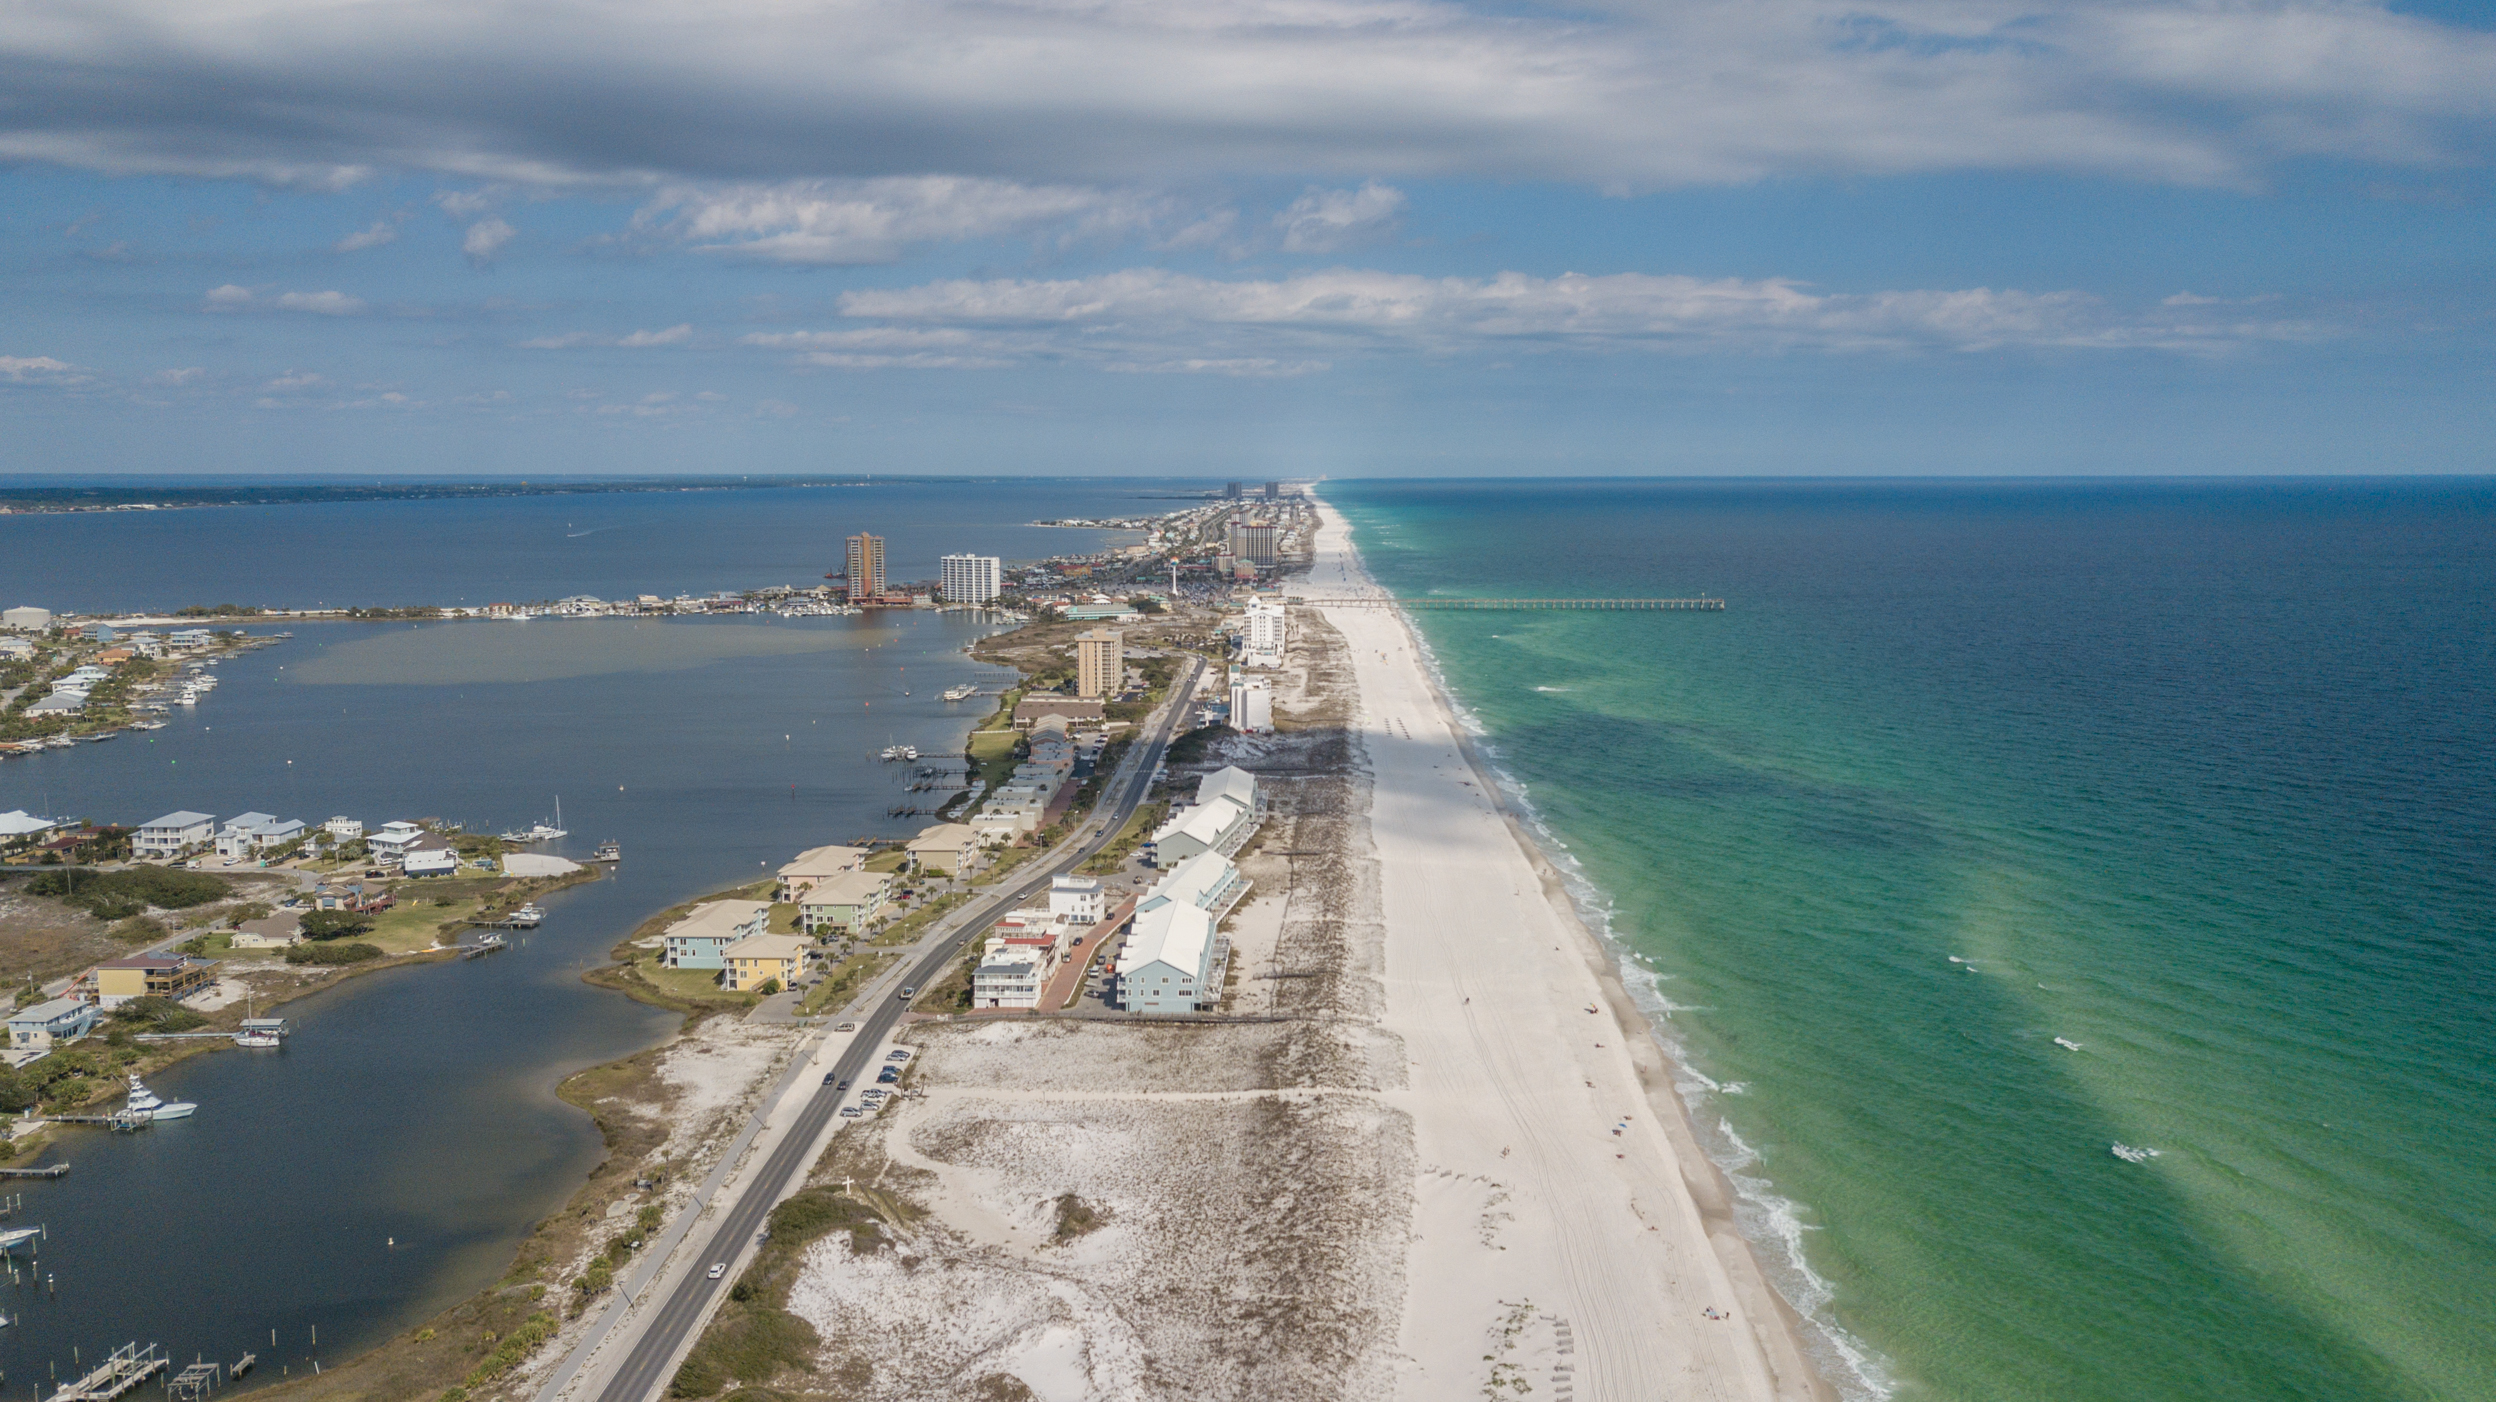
<box><xmin>582</xmin><ymin>656</ymin><xmax>1203</xmax><ymax>1402</ymax></box>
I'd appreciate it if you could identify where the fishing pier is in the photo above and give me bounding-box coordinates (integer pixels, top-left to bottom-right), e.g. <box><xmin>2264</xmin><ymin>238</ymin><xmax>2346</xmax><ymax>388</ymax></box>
<box><xmin>48</xmin><ymin>1343</ymin><xmax>164</xmax><ymax>1402</ymax></box>
<box><xmin>1290</xmin><ymin>596</ymin><xmax>1725</xmax><ymax>611</ymax></box>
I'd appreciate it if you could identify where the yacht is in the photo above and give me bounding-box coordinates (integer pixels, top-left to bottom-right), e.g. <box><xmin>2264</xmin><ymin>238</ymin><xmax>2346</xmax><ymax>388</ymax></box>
<box><xmin>500</xmin><ymin>798</ymin><xmax>567</xmax><ymax>843</ymax></box>
<box><xmin>2053</xmin><ymin>1037</ymin><xmax>2083</xmax><ymax>1051</ymax></box>
<box><xmin>508</xmin><ymin>902</ymin><xmax>546</xmax><ymax>926</ymax></box>
<box><xmin>176</xmin><ymin>688</ymin><xmax>198</xmax><ymax>706</ymax></box>
<box><xmin>124</xmin><ymin>1073</ymin><xmax>197</xmax><ymax>1121</ymax></box>
<box><xmin>880</xmin><ymin>744</ymin><xmax>908</xmax><ymax>761</ymax></box>
<box><xmin>941</xmin><ymin>683</ymin><xmax>980</xmax><ymax>702</ymax></box>
<box><xmin>590</xmin><ymin>840</ymin><xmax>622</xmax><ymax>863</ymax></box>
<box><xmin>233</xmin><ymin>1028</ymin><xmax>283</xmax><ymax>1049</ymax></box>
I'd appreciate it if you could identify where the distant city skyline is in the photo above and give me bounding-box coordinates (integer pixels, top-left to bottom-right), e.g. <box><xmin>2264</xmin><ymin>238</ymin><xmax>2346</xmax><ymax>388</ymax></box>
<box><xmin>2</xmin><ymin>0</ymin><xmax>2492</xmax><ymax>477</ymax></box>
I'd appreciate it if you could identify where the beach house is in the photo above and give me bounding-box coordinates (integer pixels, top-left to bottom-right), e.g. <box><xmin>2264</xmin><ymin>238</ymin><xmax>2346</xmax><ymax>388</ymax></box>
<box><xmin>797</xmin><ymin>869</ymin><xmax>893</xmax><ymax>935</ymax></box>
<box><xmin>906</xmin><ymin>823</ymin><xmax>987</xmax><ymax>875</ymax></box>
<box><xmin>1116</xmin><ymin>903</ymin><xmax>1219</xmax><ymax>1013</ymax></box>
<box><xmin>1050</xmin><ymin>873</ymin><xmax>1105</xmax><ymax>924</ymax></box>
<box><xmin>662</xmin><ymin>900</ymin><xmax>771</xmax><ymax>970</ymax></box>
<box><xmin>91</xmin><ymin>954</ymin><xmax>214</xmax><ymax>1008</ymax></box>
<box><xmin>721</xmin><ymin>933</ymin><xmax>809</xmax><ymax>992</ymax></box>
<box><xmin>399</xmin><ymin>835</ymin><xmax>460</xmax><ymax>877</ymax></box>
<box><xmin>216</xmin><ymin>812</ymin><xmax>306</xmax><ymax>860</ymax></box>
<box><xmin>1147</xmin><ymin>767</ymin><xmax>1262</xmax><ymax>867</ymax></box>
<box><xmin>6</xmin><ymin>997</ymin><xmax>97</xmax><ymax>1055</ymax></box>
<box><xmin>971</xmin><ymin>943</ymin><xmax>1048</xmax><ymax>1009</ymax></box>
<box><xmin>365</xmin><ymin>821</ymin><xmax>426</xmax><ymax>859</ymax></box>
<box><xmin>133</xmin><ymin>810</ymin><xmax>216</xmax><ymax>859</ymax></box>
<box><xmin>775</xmin><ymin>844</ymin><xmax>870</xmax><ymax>903</ymax></box>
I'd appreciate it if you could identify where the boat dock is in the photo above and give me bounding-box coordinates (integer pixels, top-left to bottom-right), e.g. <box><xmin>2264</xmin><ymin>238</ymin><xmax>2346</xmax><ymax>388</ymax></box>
<box><xmin>49</xmin><ymin>1342</ymin><xmax>164</xmax><ymax>1402</ymax></box>
<box><xmin>42</xmin><ymin>1111</ymin><xmax>151</xmax><ymax>1132</ymax></box>
<box><xmin>166</xmin><ymin>1360</ymin><xmax>223</xmax><ymax>1402</ymax></box>
<box><xmin>0</xmin><ymin>1165</ymin><xmax>69</xmax><ymax>1180</ymax></box>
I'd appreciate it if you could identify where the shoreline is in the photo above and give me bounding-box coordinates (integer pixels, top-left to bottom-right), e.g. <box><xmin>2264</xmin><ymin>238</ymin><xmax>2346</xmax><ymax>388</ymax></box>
<box><xmin>1311</xmin><ymin>495</ymin><xmax>1835</xmax><ymax>1402</ymax></box>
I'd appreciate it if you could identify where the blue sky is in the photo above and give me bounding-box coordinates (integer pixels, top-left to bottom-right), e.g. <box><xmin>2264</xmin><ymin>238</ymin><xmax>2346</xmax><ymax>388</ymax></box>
<box><xmin>3</xmin><ymin>0</ymin><xmax>2492</xmax><ymax>477</ymax></box>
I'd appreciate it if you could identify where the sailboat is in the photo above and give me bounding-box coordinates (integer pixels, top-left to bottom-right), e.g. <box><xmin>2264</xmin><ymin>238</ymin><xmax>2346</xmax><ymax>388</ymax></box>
<box><xmin>500</xmin><ymin>797</ymin><xmax>568</xmax><ymax>843</ymax></box>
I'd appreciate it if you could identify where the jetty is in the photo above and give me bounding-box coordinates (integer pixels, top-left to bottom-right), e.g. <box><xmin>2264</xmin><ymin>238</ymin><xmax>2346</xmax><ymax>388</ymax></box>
<box><xmin>1289</xmin><ymin>596</ymin><xmax>1725</xmax><ymax>611</ymax></box>
<box><xmin>49</xmin><ymin>1342</ymin><xmax>164</xmax><ymax>1402</ymax></box>
<box><xmin>0</xmin><ymin>1165</ymin><xmax>69</xmax><ymax>1180</ymax></box>
<box><xmin>43</xmin><ymin>1111</ymin><xmax>151</xmax><ymax>1132</ymax></box>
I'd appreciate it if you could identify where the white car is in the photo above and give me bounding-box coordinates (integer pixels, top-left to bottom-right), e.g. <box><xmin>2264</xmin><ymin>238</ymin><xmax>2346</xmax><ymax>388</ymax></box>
<box><xmin>886</xmin><ymin>1049</ymin><xmax>912</xmax><ymax>1062</ymax></box>
<box><xmin>706</xmin><ymin>1262</ymin><xmax>726</xmax><ymax>1280</ymax></box>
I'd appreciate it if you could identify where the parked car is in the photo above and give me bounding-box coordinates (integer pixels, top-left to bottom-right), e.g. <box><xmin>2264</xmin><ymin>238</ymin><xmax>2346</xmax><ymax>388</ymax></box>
<box><xmin>886</xmin><ymin>1049</ymin><xmax>912</xmax><ymax>1062</ymax></box>
<box><xmin>834</xmin><ymin>1022</ymin><xmax>857</xmax><ymax>1032</ymax></box>
<box><xmin>877</xmin><ymin>1067</ymin><xmax>900</xmax><ymax>1084</ymax></box>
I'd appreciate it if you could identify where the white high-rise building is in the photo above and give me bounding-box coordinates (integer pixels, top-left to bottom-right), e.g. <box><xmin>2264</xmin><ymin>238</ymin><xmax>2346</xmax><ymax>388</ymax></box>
<box><xmin>1242</xmin><ymin>600</ymin><xmax>1286</xmax><ymax>667</ymax></box>
<box><xmin>1230</xmin><ymin>675</ymin><xmax>1273</xmax><ymax>733</ymax></box>
<box><xmin>940</xmin><ymin>554</ymin><xmax>1002</xmax><ymax>605</ymax></box>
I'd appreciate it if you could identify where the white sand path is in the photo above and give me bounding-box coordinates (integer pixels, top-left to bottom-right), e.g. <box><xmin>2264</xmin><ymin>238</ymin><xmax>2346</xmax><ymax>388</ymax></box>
<box><xmin>1307</xmin><ymin>501</ymin><xmax>1827</xmax><ymax>1402</ymax></box>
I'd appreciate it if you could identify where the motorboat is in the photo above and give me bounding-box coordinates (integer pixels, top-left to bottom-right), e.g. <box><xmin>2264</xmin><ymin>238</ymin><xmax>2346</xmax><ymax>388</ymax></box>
<box><xmin>590</xmin><ymin>840</ymin><xmax>621</xmax><ymax>863</ymax></box>
<box><xmin>2109</xmin><ymin>1143</ymin><xmax>2160</xmax><ymax>1164</ymax></box>
<box><xmin>509</xmin><ymin>902</ymin><xmax>546</xmax><ymax>926</ymax></box>
<box><xmin>124</xmin><ymin>1073</ymin><xmax>197</xmax><ymax>1121</ymax></box>
<box><xmin>233</xmin><ymin>1029</ymin><xmax>283</xmax><ymax>1049</ymax></box>
<box><xmin>941</xmin><ymin>683</ymin><xmax>979</xmax><ymax>702</ymax></box>
<box><xmin>2053</xmin><ymin>1037</ymin><xmax>2083</xmax><ymax>1051</ymax></box>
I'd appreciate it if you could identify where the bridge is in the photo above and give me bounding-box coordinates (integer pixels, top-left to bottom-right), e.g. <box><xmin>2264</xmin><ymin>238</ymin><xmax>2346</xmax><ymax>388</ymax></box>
<box><xmin>1290</xmin><ymin>596</ymin><xmax>1724</xmax><ymax>611</ymax></box>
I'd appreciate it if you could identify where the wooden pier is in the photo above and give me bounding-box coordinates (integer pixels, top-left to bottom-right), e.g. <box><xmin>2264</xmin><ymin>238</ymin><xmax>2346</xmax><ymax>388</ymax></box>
<box><xmin>50</xmin><ymin>1342</ymin><xmax>164</xmax><ymax>1402</ymax></box>
<box><xmin>166</xmin><ymin>1360</ymin><xmax>222</xmax><ymax>1402</ymax></box>
<box><xmin>1290</xmin><ymin>596</ymin><xmax>1724</xmax><ymax>611</ymax></box>
<box><xmin>0</xmin><ymin>1164</ymin><xmax>69</xmax><ymax>1179</ymax></box>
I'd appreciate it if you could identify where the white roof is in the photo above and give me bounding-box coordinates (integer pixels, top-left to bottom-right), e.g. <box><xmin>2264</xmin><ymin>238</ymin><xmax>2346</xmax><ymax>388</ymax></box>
<box><xmin>778</xmin><ymin>844</ymin><xmax>869</xmax><ymax>880</ymax></box>
<box><xmin>142</xmin><ymin>811</ymin><xmax>215</xmax><ymax>830</ymax></box>
<box><xmin>1152</xmin><ymin>798</ymin><xmax>1247</xmax><ymax>852</ymax></box>
<box><xmin>1118</xmin><ymin>903</ymin><xmax>1214</xmax><ymax>979</ymax></box>
<box><xmin>908</xmin><ymin>823</ymin><xmax>980</xmax><ymax>851</ymax></box>
<box><xmin>7</xmin><ymin>997</ymin><xmax>90</xmax><ymax>1026</ymax></box>
<box><xmin>1196</xmin><ymin>766</ymin><xmax>1259</xmax><ymax>810</ymax></box>
<box><xmin>1148</xmin><ymin>849</ymin><xmax>1241</xmax><ymax>913</ymax></box>
<box><xmin>1051</xmin><ymin>873</ymin><xmax>1100</xmax><ymax>893</ymax></box>
<box><xmin>723</xmin><ymin>933</ymin><xmax>811</xmax><ymax>962</ymax></box>
<box><xmin>0</xmin><ymin>811</ymin><xmax>61</xmax><ymax>838</ymax></box>
<box><xmin>223</xmin><ymin>812</ymin><xmax>278</xmax><ymax>832</ymax></box>
<box><xmin>798</xmin><ymin>870</ymin><xmax>890</xmax><ymax>907</ymax></box>
<box><xmin>666</xmin><ymin>900</ymin><xmax>772</xmax><ymax>943</ymax></box>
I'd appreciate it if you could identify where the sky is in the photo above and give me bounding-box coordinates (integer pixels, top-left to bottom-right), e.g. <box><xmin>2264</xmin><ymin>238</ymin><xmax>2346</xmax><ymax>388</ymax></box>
<box><xmin>2</xmin><ymin>0</ymin><xmax>2492</xmax><ymax>477</ymax></box>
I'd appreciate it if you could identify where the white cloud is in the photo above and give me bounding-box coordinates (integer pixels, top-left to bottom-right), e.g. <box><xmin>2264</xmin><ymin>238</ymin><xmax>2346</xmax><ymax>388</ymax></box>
<box><xmin>275</xmin><ymin>290</ymin><xmax>365</xmax><ymax>315</ymax></box>
<box><xmin>434</xmin><ymin>189</ymin><xmax>496</xmax><ymax>218</ymax></box>
<box><xmin>335</xmin><ymin>220</ymin><xmax>397</xmax><ymax>252</ymax></box>
<box><xmin>149</xmin><ymin>366</ymin><xmax>206</xmax><ymax>386</ymax></box>
<box><xmin>1275</xmin><ymin>182</ymin><xmax>1405</xmax><ymax>253</ymax></box>
<box><xmin>635</xmin><ymin>178</ymin><xmax>1196</xmax><ymax>264</ymax></box>
<box><xmin>203</xmin><ymin>285</ymin><xmax>366</xmax><ymax>314</ymax></box>
<box><xmin>521</xmin><ymin>325</ymin><xmax>696</xmax><ymax>349</ymax></box>
<box><xmin>1</xmin><ymin>0</ymin><xmax>2488</xmax><ymax>191</ymax></box>
<box><xmin>808</xmin><ymin>265</ymin><xmax>2324</xmax><ymax>370</ymax></box>
<box><xmin>264</xmin><ymin>370</ymin><xmax>326</xmax><ymax>390</ymax></box>
<box><xmin>0</xmin><ymin>354</ymin><xmax>90</xmax><ymax>385</ymax></box>
<box><xmin>462</xmin><ymin>217</ymin><xmax>515</xmax><ymax>265</ymax></box>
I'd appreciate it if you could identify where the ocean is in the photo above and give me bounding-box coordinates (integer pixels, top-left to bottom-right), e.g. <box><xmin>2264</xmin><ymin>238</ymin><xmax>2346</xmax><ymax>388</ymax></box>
<box><xmin>0</xmin><ymin>478</ymin><xmax>1175</xmax><ymax>1385</ymax></box>
<box><xmin>1325</xmin><ymin>479</ymin><xmax>2496</xmax><ymax>1402</ymax></box>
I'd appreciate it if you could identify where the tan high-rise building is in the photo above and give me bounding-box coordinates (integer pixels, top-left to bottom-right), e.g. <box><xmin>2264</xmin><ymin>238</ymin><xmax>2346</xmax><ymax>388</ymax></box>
<box><xmin>1076</xmin><ymin>629</ymin><xmax>1124</xmax><ymax>700</ymax></box>
<box><xmin>844</xmin><ymin>533</ymin><xmax>885</xmax><ymax>601</ymax></box>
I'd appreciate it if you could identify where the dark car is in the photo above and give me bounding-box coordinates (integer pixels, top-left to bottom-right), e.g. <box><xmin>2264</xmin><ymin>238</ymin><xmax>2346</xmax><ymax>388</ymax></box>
<box><xmin>877</xmin><ymin>1067</ymin><xmax>900</xmax><ymax>1084</ymax></box>
<box><xmin>823</xmin><ymin>1072</ymin><xmax>838</xmax><ymax>1084</ymax></box>
<box><xmin>899</xmin><ymin>986</ymin><xmax>916</xmax><ymax>998</ymax></box>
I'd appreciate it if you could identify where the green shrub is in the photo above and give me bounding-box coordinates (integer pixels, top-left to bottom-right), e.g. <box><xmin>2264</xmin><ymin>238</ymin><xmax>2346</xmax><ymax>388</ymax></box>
<box><xmin>26</xmin><ymin>867</ymin><xmax>230</xmax><ymax>918</ymax></box>
<box><xmin>286</xmin><ymin>941</ymin><xmax>382</xmax><ymax>966</ymax></box>
<box><xmin>461</xmin><ymin>1312</ymin><xmax>557</xmax><ymax>1387</ymax></box>
<box><xmin>111</xmin><ymin>997</ymin><xmax>205</xmax><ymax>1032</ymax></box>
<box><xmin>300</xmin><ymin>909</ymin><xmax>374</xmax><ymax>940</ymax></box>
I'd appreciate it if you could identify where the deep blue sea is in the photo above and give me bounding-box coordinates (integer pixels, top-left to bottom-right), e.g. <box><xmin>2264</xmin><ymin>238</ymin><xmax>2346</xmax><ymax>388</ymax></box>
<box><xmin>1327</xmin><ymin>479</ymin><xmax>2496</xmax><ymax>1402</ymax></box>
<box><xmin>0</xmin><ymin>478</ymin><xmax>1181</xmax><ymax>1386</ymax></box>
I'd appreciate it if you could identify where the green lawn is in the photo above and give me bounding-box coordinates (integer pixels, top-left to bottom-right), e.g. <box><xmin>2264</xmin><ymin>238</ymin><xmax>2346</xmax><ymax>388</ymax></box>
<box><xmin>631</xmin><ymin>954</ymin><xmax>751</xmax><ymax>1006</ymax></box>
<box><xmin>801</xmin><ymin>950</ymin><xmax>898</xmax><ymax>1015</ymax></box>
<box><xmin>864</xmin><ymin>849</ymin><xmax>908</xmax><ymax>874</ymax></box>
<box><xmin>767</xmin><ymin>902</ymin><xmax>802</xmax><ymax>934</ymax></box>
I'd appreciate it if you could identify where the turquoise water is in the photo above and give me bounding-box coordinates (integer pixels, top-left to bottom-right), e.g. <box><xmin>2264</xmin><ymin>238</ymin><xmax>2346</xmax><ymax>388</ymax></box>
<box><xmin>1327</xmin><ymin>480</ymin><xmax>2495</xmax><ymax>1402</ymax></box>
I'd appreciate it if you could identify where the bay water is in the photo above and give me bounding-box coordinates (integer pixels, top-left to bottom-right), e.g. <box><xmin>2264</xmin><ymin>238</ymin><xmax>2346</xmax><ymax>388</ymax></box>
<box><xmin>0</xmin><ymin>478</ymin><xmax>1170</xmax><ymax>1386</ymax></box>
<box><xmin>1327</xmin><ymin>478</ymin><xmax>2495</xmax><ymax>1402</ymax></box>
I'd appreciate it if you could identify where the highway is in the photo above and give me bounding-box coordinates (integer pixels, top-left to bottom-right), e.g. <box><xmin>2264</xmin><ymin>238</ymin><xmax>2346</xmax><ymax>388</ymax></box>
<box><xmin>574</xmin><ymin>655</ymin><xmax>1204</xmax><ymax>1402</ymax></box>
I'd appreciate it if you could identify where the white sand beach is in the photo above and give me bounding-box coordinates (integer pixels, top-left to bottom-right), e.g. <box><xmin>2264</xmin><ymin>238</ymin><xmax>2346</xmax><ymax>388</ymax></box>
<box><xmin>1306</xmin><ymin>501</ymin><xmax>1830</xmax><ymax>1402</ymax></box>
